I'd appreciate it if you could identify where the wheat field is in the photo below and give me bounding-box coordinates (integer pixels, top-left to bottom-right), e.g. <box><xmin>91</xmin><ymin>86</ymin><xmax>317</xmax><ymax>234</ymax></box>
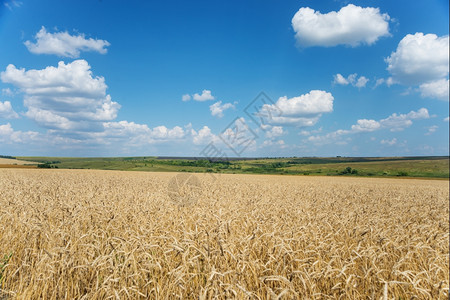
<box><xmin>0</xmin><ymin>169</ymin><xmax>448</xmax><ymax>299</ymax></box>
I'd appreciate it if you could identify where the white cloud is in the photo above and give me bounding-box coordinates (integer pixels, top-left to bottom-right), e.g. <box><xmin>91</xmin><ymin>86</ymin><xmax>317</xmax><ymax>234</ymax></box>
<box><xmin>425</xmin><ymin>125</ymin><xmax>438</xmax><ymax>136</ymax></box>
<box><xmin>102</xmin><ymin>121</ymin><xmax>150</xmax><ymax>137</ymax></box>
<box><xmin>0</xmin><ymin>123</ymin><xmax>13</xmax><ymax>137</ymax></box>
<box><xmin>259</xmin><ymin>90</ymin><xmax>333</xmax><ymax>126</ymax></box>
<box><xmin>182</xmin><ymin>90</ymin><xmax>215</xmax><ymax>102</ymax></box>
<box><xmin>444</xmin><ymin>116</ymin><xmax>449</xmax><ymax>122</ymax></box>
<box><xmin>374</xmin><ymin>77</ymin><xmax>394</xmax><ymax>88</ymax></box>
<box><xmin>89</xmin><ymin>121</ymin><xmax>187</xmax><ymax>143</ymax></box>
<box><xmin>88</xmin><ymin>121</ymin><xmax>190</xmax><ymax>148</ymax></box>
<box><xmin>193</xmin><ymin>89</ymin><xmax>215</xmax><ymax>101</ymax></box>
<box><xmin>307</xmin><ymin>129</ymin><xmax>349</xmax><ymax>145</ymax></box>
<box><xmin>374</xmin><ymin>78</ymin><xmax>385</xmax><ymax>88</ymax></box>
<box><xmin>265</xmin><ymin>115</ymin><xmax>321</xmax><ymax>127</ymax></box>
<box><xmin>151</xmin><ymin>125</ymin><xmax>185</xmax><ymax>139</ymax></box>
<box><xmin>306</xmin><ymin>108</ymin><xmax>430</xmax><ymax>145</ymax></box>
<box><xmin>0</xmin><ymin>60</ymin><xmax>224</xmax><ymax>152</ymax></box>
<box><xmin>355</xmin><ymin>76</ymin><xmax>369</xmax><ymax>88</ymax></box>
<box><xmin>333</xmin><ymin>73</ymin><xmax>369</xmax><ymax>88</ymax></box>
<box><xmin>386</xmin><ymin>33</ymin><xmax>449</xmax><ymax>85</ymax></box>
<box><xmin>298</xmin><ymin>127</ymin><xmax>322</xmax><ymax>136</ymax></box>
<box><xmin>24</xmin><ymin>27</ymin><xmax>110</xmax><ymax>58</ymax></box>
<box><xmin>262</xmin><ymin>139</ymin><xmax>286</xmax><ymax>147</ymax></box>
<box><xmin>419</xmin><ymin>79</ymin><xmax>449</xmax><ymax>101</ymax></box>
<box><xmin>209</xmin><ymin>101</ymin><xmax>235</xmax><ymax>118</ymax></box>
<box><xmin>0</xmin><ymin>101</ymin><xmax>19</xmax><ymax>119</ymax></box>
<box><xmin>0</xmin><ymin>119</ymin><xmax>194</xmax><ymax>151</ymax></box>
<box><xmin>380</xmin><ymin>138</ymin><xmax>397</xmax><ymax>146</ymax></box>
<box><xmin>1</xmin><ymin>60</ymin><xmax>120</xmax><ymax>131</ymax></box>
<box><xmin>265</xmin><ymin>126</ymin><xmax>285</xmax><ymax>139</ymax></box>
<box><xmin>0</xmin><ymin>123</ymin><xmax>40</xmax><ymax>144</ymax></box>
<box><xmin>351</xmin><ymin>119</ymin><xmax>381</xmax><ymax>132</ymax></box>
<box><xmin>181</xmin><ymin>94</ymin><xmax>191</xmax><ymax>101</ymax></box>
<box><xmin>379</xmin><ymin>108</ymin><xmax>429</xmax><ymax>131</ymax></box>
<box><xmin>386</xmin><ymin>77</ymin><xmax>394</xmax><ymax>87</ymax></box>
<box><xmin>299</xmin><ymin>130</ymin><xmax>310</xmax><ymax>136</ymax></box>
<box><xmin>2</xmin><ymin>88</ymin><xmax>14</xmax><ymax>96</ymax></box>
<box><xmin>333</xmin><ymin>74</ymin><xmax>349</xmax><ymax>85</ymax></box>
<box><xmin>292</xmin><ymin>4</ymin><xmax>390</xmax><ymax>47</ymax></box>
<box><xmin>191</xmin><ymin>126</ymin><xmax>217</xmax><ymax>145</ymax></box>
<box><xmin>218</xmin><ymin>117</ymin><xmax>258</xmax><ymax>154</ymax></box>
<box><xmin>3</xmin><ymin>0</ymin><xmax>22</xmax><ymax>11</ymax></box>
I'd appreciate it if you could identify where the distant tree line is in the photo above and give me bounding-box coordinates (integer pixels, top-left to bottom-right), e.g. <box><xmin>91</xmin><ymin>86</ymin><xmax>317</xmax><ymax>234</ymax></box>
<box><xmin>37</xmin><ymin>163</ymin><xmax>59</xmax><ymax>169</ymax></box>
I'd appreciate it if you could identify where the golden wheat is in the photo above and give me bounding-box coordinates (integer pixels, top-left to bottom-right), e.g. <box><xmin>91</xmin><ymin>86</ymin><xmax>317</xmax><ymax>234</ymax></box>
<box><xmin>0</xmin><ymin>169</ymin><xmax>448</xmax><ymax>299</ymax></box>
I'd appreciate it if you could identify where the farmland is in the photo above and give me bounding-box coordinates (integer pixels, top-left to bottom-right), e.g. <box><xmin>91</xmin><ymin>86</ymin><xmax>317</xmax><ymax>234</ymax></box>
<box><xmin>17</xmin><ymin>156</ymin><xmax>450</xmax><ymax>178</ymax></box>
<box><xmin>0</xmin><ymin>157</ymin><xmax>39</xmax><ymax>169</ymax></box>
<box><xmin>0</xmin><ymin>169</ymin><xmax>448</xmax><ymax>299</ymax></box>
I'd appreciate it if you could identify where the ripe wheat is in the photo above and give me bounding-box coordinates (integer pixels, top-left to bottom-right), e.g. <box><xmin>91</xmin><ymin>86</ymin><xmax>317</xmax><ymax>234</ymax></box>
<box><xmin>0</xmin><ymin>169</ymin><xmax>448</xmax><ymax>299</ymax></box>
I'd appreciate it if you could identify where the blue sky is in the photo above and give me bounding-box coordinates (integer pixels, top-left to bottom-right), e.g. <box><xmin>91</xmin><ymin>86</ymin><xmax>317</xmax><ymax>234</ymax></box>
<box><xmin>0</xmin><ymin>0</ymin><xmax>448</xmax><ymax>157</ymax></box>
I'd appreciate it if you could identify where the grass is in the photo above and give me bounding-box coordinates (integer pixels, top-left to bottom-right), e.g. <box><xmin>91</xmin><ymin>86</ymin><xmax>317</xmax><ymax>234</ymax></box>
<box><xmin>15</xmin><ymin>156</ymin><xmax>450</xmax><ymax>178</ymax></box>
<box><xmin>0</xmin><ymin>169</ymin><xmax>448</xmax><ymax>298</ymax></box>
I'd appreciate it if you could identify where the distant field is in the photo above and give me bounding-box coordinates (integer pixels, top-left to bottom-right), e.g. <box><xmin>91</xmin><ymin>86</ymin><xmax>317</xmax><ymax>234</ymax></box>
<box><xmin>16</xmin><ymin>156</ymin><xmax>450</xmax><ymax>178</ymax></box>
<box><xmin>0</xmin><ymin>169</ymin><xmax>448</xmax><ymax>298</ymax></box>
<box><xmin>0</xmin><ymin>157</ymin><xmax>39</xmax><ymax>167</ymax></box>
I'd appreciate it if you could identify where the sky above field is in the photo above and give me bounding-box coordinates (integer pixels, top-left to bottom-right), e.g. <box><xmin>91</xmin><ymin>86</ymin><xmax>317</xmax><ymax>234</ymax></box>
<box><xmin>0</xmin><ymin>0</ymin><xmax>448</xmax><ymax>157</ymax></box>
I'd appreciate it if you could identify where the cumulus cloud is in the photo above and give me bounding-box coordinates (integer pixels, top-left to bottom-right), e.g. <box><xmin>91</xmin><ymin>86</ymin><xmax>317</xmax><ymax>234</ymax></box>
<box><xmin>0</xmin><ymin>60</ymin><xmax>220</xmax><ymax>153</ymax></box>
<box><xmin>307</xmin><ymin>108</ymin><xmax>430</xmax><ymax>145</ymax></box>
<box><xmin>419</xmin><ymin>79</ymin><xmax>449</xmax><ymax>101</ymax></box>
<box><xmin>0</xmin><ymin>101</ymin><xmax>19</xmax><ymax>119</ymax></box>
<box><xmin>374</xmin><ymin>78</ymin><xmax>385</xmax><ymax>88</ymax></box>
<box><xmin>193</xmin><ymin>89</ymin><xmax>215</xmax><ymax>101</ymax></box>
<box><xmin>0</xmin><ymin>119</ymin><xmax>195</xmax><ymax>153</ymax></box>
<box><xmin>191</xmin><ymin>126</ymin><xmax>217</xmax><ymax>145</ymax></box>
<box><xmin>181</xmin><ymin>94</ymin><xmax>191</xmax><ymax>101</ymax></box>
<box><xmin>386</xmin><ymin>33</ymin><xmax>449</xmax><ymax>88</ymax></box>
<box><xmin>209</xmin><ymin>101</ymin><xmax>235</xmax><ymax>118</ymax></box>
<box><xmin>24</xmin><ymin>27</ymin><xmax>110</xmax><ymax>58</ymax></box>
<box><xmin>292</xmin><ymin>4</ymin><xmax>390</xmax><ymax>47</ymax></box>
<box><xmin>334</xmin><ymin>74</ymin><xmax>350</xmax><ymax>85</ymax></box>
<box><xmin>379</xmin><ymin>108</ymin><xmax>429</xmax><ymax>131</ymax></box>
<box><xmin>307</xmin><ymin>129</ymin><xmax>350</xmax><ymax>145</ymax></box>
<box><xmin>219</xmin><ymin>117</ymin><xmax>257</xmax><ymax>154</ymax></box>
<box><xmin>351</xmin><ymin>119</ymin><xmax>381</xmax><ymax>132</ymax></box>
<box><xmin>0</xmin><ymin>123</ymin><xmax>40</xmax><ymax>144</ymax></box>
<box><xmin>151</xmin><ymin>125</ymin><xmax>185</xmax><ymax>139</ymax></box>
<box><xmin>182</xmin><ymin>90</ymin><xmax>215</xmax><ymax>102</ymax></box>
<box><xmin>380</xmin><ymin>138</ymin><xmax>397</xmax><ymax>146</ymax></box>
<box><xmin>1</xmin><ymin>60</ymin><xmax>120</xmax><ymax>131</ymax></box>
<box><xmin>355</xmin><ymin>76</ymin><xmax>369</xmax><ymax>88</ymax></box>
<box><xmin>375</xmin><ymin>77</ymin><xmax>395</xmax><ymax>88</ymax></box>
<box><xmin>101</xmin><ymin>121</ymin><xmax>185</xmax><ymax>142</ymax></box>
<box><xmin>265</xmin><ymin>126</ymin><xmax>285</xmax><ymax>139</ymax></box>
<box><xmin>101</xmin><ymin>121</ymin><xmax>150</xmax><ymax>138</ymax></box>
<box><xmin>333</xmin><ymin>73</ymin><xmax>369</xmax><ymax>88</ymax></box>
<box><xmin>258</xmin><ymin>90</ymin><xmax>333</xmax><ymax>126</ymax></box>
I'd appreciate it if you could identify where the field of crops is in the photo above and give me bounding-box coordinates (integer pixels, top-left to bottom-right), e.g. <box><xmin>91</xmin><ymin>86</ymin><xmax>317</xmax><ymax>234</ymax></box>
<box><xmin>0</xmin><ymin>169</ymin><xmax>448</xmax><ymax>299</ymax></box>
<box><xmin>0</xmin><ymin>158</ymin><xmax>38</xmax><ymax>169</ymax></box>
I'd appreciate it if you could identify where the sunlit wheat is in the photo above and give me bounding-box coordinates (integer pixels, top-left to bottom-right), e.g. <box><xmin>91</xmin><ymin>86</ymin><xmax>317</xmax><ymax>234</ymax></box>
<box><xmin>0</xmin><ymin>169</ymin><xmax>448</xmax><ymax>299</ymax></box>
